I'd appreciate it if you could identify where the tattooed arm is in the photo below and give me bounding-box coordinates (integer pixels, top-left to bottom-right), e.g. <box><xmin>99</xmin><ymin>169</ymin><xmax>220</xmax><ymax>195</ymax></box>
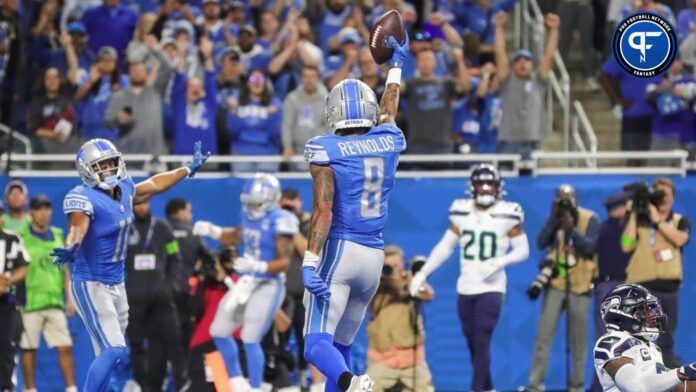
<box><xmin>265</xmin><ymin>234</ymin><xmax>294</xmax><ymax>273</ymax></box>
<box><xmin>306</xmin><ymin>164</ymin><xmax>335</xmax><ymax>255</ymax></box>
<box><xmin>378</xmin><ymin>84</ymin><xmax>400</xmax><ymax>125</ymax></box>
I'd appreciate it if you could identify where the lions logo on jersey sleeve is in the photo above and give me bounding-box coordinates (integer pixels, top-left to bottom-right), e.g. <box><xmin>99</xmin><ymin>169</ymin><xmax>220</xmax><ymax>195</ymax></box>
<box><xmin>304</xmin><ymin>135</ymin><xmax>333</xmax><ymax>166</ymax></box>
<box><xmin>274</xmin><ymin>210</ymin><xmax>299</xmax><ymax>237</ymax></box>
<box><xmin>64</xmin><ymin>186</ymin><xmax>95</xmax><ymax>217</ymax></box>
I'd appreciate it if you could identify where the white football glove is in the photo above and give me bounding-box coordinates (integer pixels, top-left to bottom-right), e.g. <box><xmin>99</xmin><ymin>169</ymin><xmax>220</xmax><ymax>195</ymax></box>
<box><xmin>480</xmin><ymin>258</ymin><xmax>505</xmax><ymax>280</ymax></box>
<box><xmin>409</xmin><ymin>271</ymin><xmax>427</xmax><ymax>297</ymax></box>
<box><xmin>234</xmin><ymin>257</ymin><xmax>268</xmax><ymax>274</ymax></box>
<box><xmin>193</xmin><ymin>220</ymin><xmax>222</xmax><ymax>240</ymax></box>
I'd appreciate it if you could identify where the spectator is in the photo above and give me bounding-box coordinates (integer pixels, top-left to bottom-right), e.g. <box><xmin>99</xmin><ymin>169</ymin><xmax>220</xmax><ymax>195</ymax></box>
<box><xmin>227</xmin><ymin>69</ymin><xmax>282</xmax><ymax>172</ymax></box>
<box><xmin>316</xmin><ymin>0</ymin><xmax>353</xmax><ymax>54</ymax></box>
<box><xmin>196</xmin><ymin>0</ymin><xmax>236</xmax><ymax>59</ymax></box>
<box><xmin>367</xmin><ymin>247</ymin><xmax>435</xmax><ymax>392</ymax></box>
<box><xmin>599</xmin><ymin>56</ymin><xmax>659</xmax><ymax>153</ymax></box>
<box><xmin>258</xmin><ymin>10</ymin><xmax>282</xmax><ymax>53</ymax></box>
<box><xmin>400</xmin><ymin>30</ymin><xmax>449</xmax><ymax>79</ymax></box>
<box><xmin>589</xmin><ymin>191</ymin><xmax>630</xmax><ymax>392</ymax></box>
<box><xmin>166</xmin><ymin>198</ymin><xmax>213</xmax><ymax>348</ymax></box>
<box><xmin>235</xmin><ymin>26</ymin><xmax>271</xmax><ymax>73</ymax></box>
<box><xmin>618</xmin><ymin>0</ymin><xmax>676</xmax><ymax>24</ymax></box>
<box><xmin>676</xmin><ymin>0</ymin><xmax>696</xmax><ymax>43</ymax></box>
<box><xmin>126</xmin><ymin>13</ymin><xmax>159</xmax><ymax>67</ymax></box>
<box><xmin>0</xmin><ymin>0</ymin><xmax>26</xmax><ymax>130</ymax></box>
<box><xmin>402</xmin><ymin>47</ymin><xmax>471</xmax><ymax>154</ymax></box>
<box><xmin>266</xmin><ymin>14</ymin><xmax>302</xmax><ymax>99</ymax></box>
<box><xmin>125</xmin><ymin>200</ymin><xmax>188</xmax><ymax>391</ymax></box>
<box><xmin>359</xmin><ymin>47</ymin><xmax>386</xmax><ymax>100</ymax></box>
<box><xmin>172</xmin><ymin>37</ymin><xmax>218</xmax><ymax>155</ymax></box>
<box><xmin>450</xmin><ymin>0</ymin><xmax>517</xmax><ymax>64</ymax></box>
<box><xmin>64</xmin><ymin>22</ymin><xmax>94</xmax><ymax>83</ymax></box>
<box><xmin>451</xmin><ymin>76</ymin><xmax>481</xmax><ymax>153</ymax></box>
<box><xmin>26</xmin><ymin>0</ymin><xmax>62</xmax><ymax>84</ymax></box>
<box><xmin>3</xmin><ymin>180</ymin><xmax>30</xmax><ymax>231</ymax></box>
<box><xmin>645</xmin><ymin>59</ymin><xmax>696</xmax><ymax>152</ymax></box>
<box><xmin>60</xmin><ymin>0</ymin><xmax>101</xmax><ymax>29</ymax></box>
<box><xmin>215</xmin><ymin>47</ymin><xmax>244</xmax><ymax>156</ymax></box>
<box><xmin>558</xmin><ymin>0</ymin><xmax>599</xmax><ymax>90</ymax></box>
<box><xmin>527</xmin><ymin>184</ymin><xmax>600</xmax><ymax>392</ymax></box>
<box><xmin>0</xmin><ymin>204</ymin><xmax>30</xmax><ymax>392</ymax></box>
<box><xmin>28</xmin><ymin>67</ymin><xmax>80</xmax><ymax>155</ymax></box>
<box><xmin>296</xmin><ymin>15</ymin><xmax>325</xmax><ymax>74</ymax></box>
<box><xmin>74</xmin><ymin>46</ymin><xmax>129</xmax><ymax>143</ymax></box>
<box><xmin>326</xmin><ymin>27</ymin><xmax>361</xmax><ymax>88</ymax></box>
<box><xmin>282</xmin><ymin>65</ymin><xmax>329</xmax><ymax>169</ymax></box>
<box><xmin>621</xmin><ymin>178</ymin><xmax>690</xmax><ymax>368</ymax></box>
<box><xmin>225</xmin><ymin>1</ymin><xmax>248</xmax><ymax>33</ymax></box>
<box><xmin>19</xmin><ymin>195</ymin><xmax>77</xmax><ymax>392</ymax></box>
<box><xmin>493</xmin><ymin>12</ymin><xmax>559</xmax><ymax>159</ymax></box>
<box><xmin>278</xmin><ymin>189</ymin><xmax>325</xmax><ymax>390</ymax></box>
<box><xmin>105</xmin><ymin>39</ymin><xmax>172</xmax><ymax>156</ymax></box>
<box><xmin>81</xmin><ymin>0</ymin><xmax>138</xmax><ymax>62</ymax></box>
<box><xmin>476</xmin><ymin>62</ymin><xmax>503</xmax><ymax>153</ymax></box>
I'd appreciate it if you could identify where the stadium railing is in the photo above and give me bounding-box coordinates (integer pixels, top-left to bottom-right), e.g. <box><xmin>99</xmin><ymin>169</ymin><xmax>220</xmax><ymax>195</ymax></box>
<box><xmin>1</xmin><ymin>152</ymin><xmax>691</xmax><ymax>178</ymax></box>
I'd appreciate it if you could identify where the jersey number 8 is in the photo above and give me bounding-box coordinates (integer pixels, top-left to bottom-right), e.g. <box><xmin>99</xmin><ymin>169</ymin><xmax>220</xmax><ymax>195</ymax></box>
<box><xmin>360</xmin><ymin>157</ymin><xmax>384</xmax><ymax>218</ymax></box>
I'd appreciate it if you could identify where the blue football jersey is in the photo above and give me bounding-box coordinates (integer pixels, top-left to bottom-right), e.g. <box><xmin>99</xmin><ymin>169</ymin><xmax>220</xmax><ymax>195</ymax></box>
<box><xmin>63</xmin><ymin>177</ymin><xmax>136</xmax><ymax>285</ymax></box>
<box><xmin>303</xmin><ymin>123</ymin><xmax>406</xmax><ymax>248</ymax></box>
<box><xmin>241</xmin><ymin>208</ymin><xmax>299</xmax><ymax>278</ymax></box>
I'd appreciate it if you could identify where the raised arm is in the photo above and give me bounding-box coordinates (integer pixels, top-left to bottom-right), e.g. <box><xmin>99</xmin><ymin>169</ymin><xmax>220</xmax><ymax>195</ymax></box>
<box><xmin>539</xmin><ymin>13</ymin><xmax>560</xmax><ymax>80</ymax></box>
<box><xmin>134</xmin><ymin>141</ymin><xmax>210</xmax><ymax>204</ymax></box>
<box><xmin>493</xmin><ymin>11</ymin><xmax>510</xmax><ymax>81</ymax></box>
<box><xmin>378</xmin><ymin>34</ymin><xmax>410</xmax><ymax>125</ymax></box>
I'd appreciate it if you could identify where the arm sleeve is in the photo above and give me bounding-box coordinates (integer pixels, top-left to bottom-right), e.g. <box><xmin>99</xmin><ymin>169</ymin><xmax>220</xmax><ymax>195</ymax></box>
<box><xmin>497</xmin><ymin>233</ymin><xmax>529</xmax><ymax>266</ymax></box>
<box><xmin>420</xmin><ymin>229</ymin><xmax>459</xmax><ymax>277</ymax></box>
<box><xmin>613</xmin><ymin>362</ymin><xmax>680</xmax><ymax>392</ymax></box>
<box><xmin>570</xmin><ymin>213</ymin><xmax>601</xmax><ymax>256</ymax></box>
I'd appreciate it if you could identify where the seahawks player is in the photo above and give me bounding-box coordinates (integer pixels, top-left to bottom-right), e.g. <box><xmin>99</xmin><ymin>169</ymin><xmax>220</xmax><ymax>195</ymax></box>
<box><xmin>409</xmin><ymin>163</ymin><xmax>529</xmax><ymax>392</ymax></box>
<box><xmin>297</xmin><ymin>34</ymin><xmax>409</xmax><ymax>392</ymax></box>
<box><xmin>193</xmin><ymin>173</ymin><xmax>298</xmax><ymax>392</ymax></box>
<box><xmin>594</xmin><ymin>284</ymin><xmax>696</xmax><ymax>392</ymax></box>
<box><xmin>51</xmin><ymin>139</ymin><xmax>209</xmax><ymax>392</ymax></box>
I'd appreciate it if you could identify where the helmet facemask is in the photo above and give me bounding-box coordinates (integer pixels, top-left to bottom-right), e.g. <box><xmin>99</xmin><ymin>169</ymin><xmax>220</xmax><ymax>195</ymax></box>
<box><xmin>633</xmin><ymin>299</ymin><xmax>668</xmax><ymax>342</ymax></box>
<box><xmin>472</xmin><ymin>181</ymin><xmax>499</xmax><ymax>207</ymax></box>
<box><xmin>89</xmin><ymin>156</ymin><xmax>126</xmax><ymax>190</ymax></box>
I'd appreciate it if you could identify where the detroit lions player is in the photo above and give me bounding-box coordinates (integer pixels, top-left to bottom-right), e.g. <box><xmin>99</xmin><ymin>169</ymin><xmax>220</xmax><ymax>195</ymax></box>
<box><xmin>409</xmin><ymin>163</ymin><xmax>529</xmax><ymax>392</ymax></box>
<box><xmin>192</xmin><ymin>173</ymin><xmax>298</xmax><ymax>392</ymax></box>
<box><xmin>297</xmin><ymin>34</ymin><xmax>409</xmax><ymax>392</ymax></box>
<box><xmin>594</xmin><ymin>284</ymin><xmax>696</xmax><ymax>392</ymax></box>
<box><xmin>51</xmin><ymin>139</ymin><xmax>209</xmax><ymax>392</ymax></box>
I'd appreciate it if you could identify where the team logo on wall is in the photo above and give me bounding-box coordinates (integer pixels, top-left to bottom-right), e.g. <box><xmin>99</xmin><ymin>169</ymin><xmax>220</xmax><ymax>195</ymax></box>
<box><xmin>612</xmin><ymin>12</ymin><xmax>677</xmax><ymax>77</ymax></box>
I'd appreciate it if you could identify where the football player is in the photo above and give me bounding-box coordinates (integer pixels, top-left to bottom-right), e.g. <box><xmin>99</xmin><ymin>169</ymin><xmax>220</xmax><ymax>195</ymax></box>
<box><xmin>193</xmin><ymin>173</ymin><xmax>298</xmax><ymax>392</ymax></box>
<box><xmin>51</xmin><ymin>139</ymin><xmax>209</xmax><ymax>392</ymax></box>
<box><xmin>297</xmin><ymin>34</ymin><xmax>409</xmax><ymax>392</ymax></box>
<box><xmin>594</xmin><ymin>284</ymin><xmax>696</xmax><ymax>391</ymax></box>
<box><xmin>409</xmin><ymin>163</ymin><xmax>529</xmax><ymax>392</ymax></box>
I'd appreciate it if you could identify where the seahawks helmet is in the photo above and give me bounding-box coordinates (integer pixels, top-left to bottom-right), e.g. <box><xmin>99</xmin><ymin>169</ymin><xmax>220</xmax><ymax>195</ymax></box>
<box><xmin>600</xmin><ymin>284</ymin><xmax>667</xmax><ymax>342</ymax></box>
<box><xmin>240</xmin><ymin>173</ymin><xmax>282</xmax><ymax>220</ymax></box>
<box><xmin>468</xmin><ymin>164</ymin><xmax>503</xmax><ymax>206</ymax></box>
<box><xmin>325</xmin><ymin>79</ymin><xmax>379</xmax><ymax>133</ymax></box>
<box><xmin>76</xmin><ymin>139</ymin><xmax>127</xmax><ymax>191</ymax></box>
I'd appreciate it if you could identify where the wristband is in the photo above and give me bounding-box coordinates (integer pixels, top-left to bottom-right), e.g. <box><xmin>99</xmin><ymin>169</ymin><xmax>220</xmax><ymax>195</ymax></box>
<box><xmin>184</xmin><ymin>166</ymin><xmax>193</xmax><ymax>176</ymax></box>
<box><xmin>620</xmin><ymin>234</ymin><xmax>636</xmax><ymax>248</ymax></box>
<box><xmin>386</xmin><ymin>68</ymin><xmax>402</xmax><ymax>86</ymax></box>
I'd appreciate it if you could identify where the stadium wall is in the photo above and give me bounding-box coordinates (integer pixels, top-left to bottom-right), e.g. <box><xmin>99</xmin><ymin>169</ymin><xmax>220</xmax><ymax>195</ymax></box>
<box><xmin>8</xmin><ymin>175</ymin><xmax>695</xmax><ymax>391</ymax></box>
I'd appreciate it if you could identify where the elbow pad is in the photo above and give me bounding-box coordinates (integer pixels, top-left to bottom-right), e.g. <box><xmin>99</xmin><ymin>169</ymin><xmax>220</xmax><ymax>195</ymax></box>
<box><xmin>614</xmin><ymin>362</ymin><xmax>680</xmax><ymax>392</ymax></box>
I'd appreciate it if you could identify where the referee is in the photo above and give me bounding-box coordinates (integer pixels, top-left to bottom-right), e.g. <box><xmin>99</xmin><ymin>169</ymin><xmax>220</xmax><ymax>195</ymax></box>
<box><xmin>0</xmin><ymin>202</ymin><xmax>30</xmax><ymax>392</ymax></box>
<box><xmin>126</xmin><ymin>199</ymin><xmax>188</xmax><ymax>392</ymax></box>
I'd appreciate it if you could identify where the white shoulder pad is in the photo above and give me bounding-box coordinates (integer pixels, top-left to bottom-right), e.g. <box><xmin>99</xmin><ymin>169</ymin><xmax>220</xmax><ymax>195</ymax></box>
<box><xmin>490</xmin><ymin>201</ymin><xmax>524</xmax><ymax>224</ymax></box>
<box><xmin>449</xmin><ymin>199</ymin><xmax>473</xmax><ymax>217</ymax></box>
<box><xmin>275</xmin><ymin>210</ymin><xmax>299</xmax><ymax>236</ymax></box>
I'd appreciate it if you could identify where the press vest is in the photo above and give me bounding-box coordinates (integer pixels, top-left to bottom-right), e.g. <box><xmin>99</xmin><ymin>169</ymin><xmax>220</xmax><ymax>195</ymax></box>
<box><xmin>549</xmin><ymin>207</ymin><xmax>598</xmax><ymax>295</ymax></box>
<box><xmin>626</xmin><ymin>213</ymin><xmax>683</xmax><ymax>284</ymax></box>
<box><xmin>20</xmin><ymin>226</ymin><xmax>65</xmax><ymax>312</ymax></box>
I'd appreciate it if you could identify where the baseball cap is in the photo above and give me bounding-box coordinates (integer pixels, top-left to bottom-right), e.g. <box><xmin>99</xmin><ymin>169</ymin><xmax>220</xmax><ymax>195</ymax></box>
<box><xmin>4</xmin><ymin>179</ymin><xmax>27</xmax><ymax>198</ymax></box>
<box><xmin>29</xmin><ymin>194</ymin><xmax>52</xmax><ymax>210</ymax></box>
<box><xmin>338</xmin><ymin>28</ymin><xmax>362</xmax><ymax>45</ymax></box>
<box><xmin>202</xmin><ymin>0</ymin><xmax>220</xmax><ymax>4</ymax></box>
<box><xmin>603</xmin><ymin>191</ymin><xmax>630</xmax><ymax>210</ymax></box>
<box><xmin>97</xmin><ymin>46</ymin><xmax>118</xmax><ymax>61</ymax></box>
<box><xmin>217</xmin><ymin>46</ymin><xmax>240</xmax><ymax>64</ymax></box>
<box><xmin>67</xmin><ymin>21</ymin><xmax>86</xmax><ymax>35</ymax></box>
<box><xmin>240</xmin><ymin>25</ymin><xmax>257</xmax><ymax>36</ymax></box>
<box><xmin>229</xmin><ymin>1</ymin><xmax>245</xmax><ymax>9</ymax></box>
<box><xmin>513</xmin><ymin>49</ymin><xmax>533</xmax><ymax>62</ymax></box>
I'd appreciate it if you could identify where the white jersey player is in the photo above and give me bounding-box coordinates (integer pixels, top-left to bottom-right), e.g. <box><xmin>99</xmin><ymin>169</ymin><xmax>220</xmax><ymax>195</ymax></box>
<box><xmin>594</xmin><ymin>284</ymin><xmax>696</xmax><ymax>392</ymax></box>
<box><xmin>409</xmin><ymin>163</ymin><xmax>529</xmax><ymax>391</ymax></box>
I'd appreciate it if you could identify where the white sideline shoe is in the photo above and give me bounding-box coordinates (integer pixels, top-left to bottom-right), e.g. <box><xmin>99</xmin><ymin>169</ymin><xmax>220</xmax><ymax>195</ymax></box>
<box><xmin>346</xmin><ymin>375</ymin><xmax>374</xmax><ymax>392</ymax></box>
<box><xmin>231</xmin><ymin>376</ymin><xmax>252</xmax><ymax>392</ymax></box>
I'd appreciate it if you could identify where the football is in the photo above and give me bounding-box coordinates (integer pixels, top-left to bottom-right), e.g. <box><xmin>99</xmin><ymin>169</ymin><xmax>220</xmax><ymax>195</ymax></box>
<box><xmin>369</xmin><ymin>10</ymin><xmax>406</xmax><ymax>65</ymax></box>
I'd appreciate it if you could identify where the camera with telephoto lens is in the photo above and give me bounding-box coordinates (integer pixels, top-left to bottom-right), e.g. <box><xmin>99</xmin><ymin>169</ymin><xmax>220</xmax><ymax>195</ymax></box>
<box><xmin>526</xmin><ymin>259</ymin><xmax>558</xmax><ymax>300</ymax></box>
<box><xmin>197</xmin><ymin>254</ymin><xmax>219</xmax><ymax>283</ymax></box>
<box><xmin>556</xmin><ymin>197</ymin><xmax>578</xmax><ymax>224</ymax></box>
<box><xmin>623</xmin><ymin>182</ymin><xmax>665</xmax><ymax>225</ymax></box>
<box><xmin>381</xmin><ymin>264</ymin><xmax>394</xmax><ymax>278</ymax></box>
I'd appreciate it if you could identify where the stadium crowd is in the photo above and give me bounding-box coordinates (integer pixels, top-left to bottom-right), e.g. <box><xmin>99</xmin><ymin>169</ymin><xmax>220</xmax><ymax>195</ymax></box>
<box><xmin>0</xmin><ymin>0</ymin><xmax>694</xmax><ymax>165</ymax></box>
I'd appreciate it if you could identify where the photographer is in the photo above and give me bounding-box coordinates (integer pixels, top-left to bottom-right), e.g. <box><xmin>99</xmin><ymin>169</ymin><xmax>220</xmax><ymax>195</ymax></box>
<box><xmin>621</xmin><ymin>178</ymin><xmax>690</xmax><ymax>368</ymax></box>
<box><xmin>367</xmin><ymin>246</ymin><xmax>435</xmax><ymax>392</ymax></box>
<box><xmin>527</xmin><ymin>184</ymin><xmax>600</xmax><ymax>392</ymax></box>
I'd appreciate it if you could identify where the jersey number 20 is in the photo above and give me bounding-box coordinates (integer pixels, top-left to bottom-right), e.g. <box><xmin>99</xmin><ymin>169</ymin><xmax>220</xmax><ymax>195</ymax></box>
<box><xmin>361</xmin><ymin>157</ymin><xmax>384</xmax><ymax>218</ymax></box>
<box><xmin>461</xmin><ymin>230</ymin><xmax>497</xmax><ymax>262</ymax></box>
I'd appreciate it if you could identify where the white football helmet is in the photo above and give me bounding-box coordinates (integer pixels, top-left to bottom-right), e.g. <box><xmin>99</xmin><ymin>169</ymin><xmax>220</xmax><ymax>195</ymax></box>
<box><xmin>240</xmin><ymin>173</ymin><xmax>282</xmax><ymax>220</ymax></box>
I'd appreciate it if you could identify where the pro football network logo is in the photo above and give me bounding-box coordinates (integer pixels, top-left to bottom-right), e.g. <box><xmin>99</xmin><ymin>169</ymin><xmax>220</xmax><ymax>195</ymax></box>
<box><xmin>612</xmin><ymin>12</ymin><xmax>677</xmax><ymax>77</ymax></box>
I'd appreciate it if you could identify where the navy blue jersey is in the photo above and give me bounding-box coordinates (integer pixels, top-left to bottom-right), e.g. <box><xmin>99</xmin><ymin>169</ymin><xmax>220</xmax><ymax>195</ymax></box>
<box><xmin>63</xmin><ymin>177</ymin><xmax>136</xmax><ymax>285</ymax></box>
<box><xmin>241</xmin><ymin>208</ymin><xmax>299</xmax><ymax>278</ymax></box>
<box><xmin>304</xmin><ymin>124</ymin><xmax>406</xmax><ymax>248</ymax></box>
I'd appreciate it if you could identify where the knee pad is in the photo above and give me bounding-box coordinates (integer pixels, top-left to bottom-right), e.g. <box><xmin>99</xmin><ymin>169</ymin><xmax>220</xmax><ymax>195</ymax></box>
<box><xmin>303</xmin><ymin>333</ymin><xmax>332</xmax><ymax>364</ymax></box>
